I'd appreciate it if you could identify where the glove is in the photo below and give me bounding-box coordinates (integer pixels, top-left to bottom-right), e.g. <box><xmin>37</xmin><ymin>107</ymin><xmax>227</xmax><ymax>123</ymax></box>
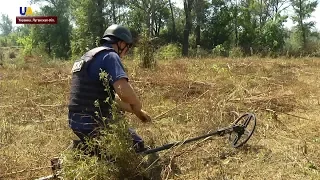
<box><xmin>139</xmin><ymin>109</ymin><xmax>152</xmax><ymax>123</ymax></box>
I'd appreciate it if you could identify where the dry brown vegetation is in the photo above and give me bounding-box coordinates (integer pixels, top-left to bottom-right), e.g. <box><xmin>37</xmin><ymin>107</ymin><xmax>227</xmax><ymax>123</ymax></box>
<box><xmin>0</xmin><ymin>51</ymin><xmax>320</xmax><ymax>179</ymax></box>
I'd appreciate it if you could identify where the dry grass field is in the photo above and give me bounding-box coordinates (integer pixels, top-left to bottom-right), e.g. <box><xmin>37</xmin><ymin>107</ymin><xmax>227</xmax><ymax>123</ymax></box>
<box><xmin>0</xmin><ymin>50</ymin><xmax>319</xmax><ymax>179</ymax></box>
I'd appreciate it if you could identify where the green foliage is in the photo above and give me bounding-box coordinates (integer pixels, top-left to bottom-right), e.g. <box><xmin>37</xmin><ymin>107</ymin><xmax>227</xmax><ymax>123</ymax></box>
<box><xmin>29</xmin><ymin>0</ymin><xmax>72</xmax><ymax>59</ymax></box>
<box><xmin>291</xmin><ymin>0</ymin><xmax>318</xmax><ymax>21</ymax></box>
<box><xmin>0</xmin><ymin>14</ymin><xmax>13</xmax><ymax>36</ymax></box>
<box><xmin>158</xmin><ymin>16</ymin><xmax>184</xmax><ymax>44</ymax></box>
<box><xmin>126</xmin><ymin>5</ymin><xmax>144</xmax><ymax>33</ymax></box>
<box><xmin>201</xmin><ymin>0</ymin><xmax>234</xmax><ymax>51</ymax></box>
<box><xmin>307</xmin><ymin>32</ymin><xmax>320</xmax><ymax>57</ymax></box>
<box><xmin>286</xmin><ymin>34</ymin><xmax>319</xmax><ymax>57</ymax></box>
<box><xmin>136</xmin><ymin>29</ymin><xmax>157</xmax><ymax>68</ymax></box>
<box><xmin>0</xmin><ymin>37</ymin><xmax>6</xmax><ymax>47</ymax></box>
<box><xmin>15</xmin><ymin>25</ymin><xmax>31</xmax><ymax>37</ymax></box>
<box><xmin>238</xmin><ymin>7</ymin><xmax>258</xmax><ymax>55</ymax></box>
<box><xmin>3</xmin><ymin>0</ymin><xmax>320</xmax><ymax>60</ymax></box>
<box><xmin>17</xmin><ymin>35</ymin><xmax>33</xmax><ymax>56</ymax></box>
<box><xmin>128</xmin><ymin>0</ymin><xmax>171</xmax><ymax>37</ymax></box>
<box><xmin>156</xmin><ymin>43</ymin><xmax>182</xmax><ymax>60</ymax></box>
<box><xmin>0</xmin><ymin>33</ymin><xmax>20</xmax><ymax>47</ymax></box>
<box><xmin>256</xmin><ymin>17</ymin><xmax>287</xmax><ymax>56</ymax></box>
<box><xmin>0</xmin><ymin>25</ymin><xmax>31</xmax><ymax>50</ymax></box>
<box><xmin>0</xmin><ymin>47</ymin><xmax>26</xmax><ymax>68</ymax></box>
<box><xmin>212</xmin><ymin>44</ymin><xmax>227</xmax><ymax>57</ymax></box>
<box><xmin>229</xmin><ymin>46</ymin><xmax>244</xmax><ymax>58</ymax></box>
<box><xmin>70</xmin><ymin>0</ymin><xmax>106</xmax><ymax>58</ymax></box>
<box><xmin>290</xmin><ymin>0</ymin><xmax>318</xmax><ymax>50</ymax></box>
<box><xmin>61</xmin><ymin>117</ymin><xmax>148</xmax><ymax>179</ymax></box>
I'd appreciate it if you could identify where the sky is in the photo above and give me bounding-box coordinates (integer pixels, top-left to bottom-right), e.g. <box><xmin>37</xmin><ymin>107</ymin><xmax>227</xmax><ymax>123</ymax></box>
<box><xmin>0</xmin><ymin>0</ymin><xmax>319</xmax><ymax>31</ymax></box>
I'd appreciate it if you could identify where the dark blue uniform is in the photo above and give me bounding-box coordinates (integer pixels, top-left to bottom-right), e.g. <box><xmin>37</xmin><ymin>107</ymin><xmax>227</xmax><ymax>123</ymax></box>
<box><xmin>68</xmin><ymin>43</ymin><xmax>144</xmax><ymax>152</ymax></box>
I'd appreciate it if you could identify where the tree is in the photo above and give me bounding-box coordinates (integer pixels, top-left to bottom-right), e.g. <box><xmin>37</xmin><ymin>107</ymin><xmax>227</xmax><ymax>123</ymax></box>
<box><xmin>270</xmin><ymin>0</ymin><xmax>290</xmax><ymax>18</ymax></box>
<box><xmin>290</xmin><ymin>0</ymin><xmax>318</xmax><ymax>51</ymax></box>
<box><xmin>182</xmin><ymin>0</ymin><xmax>195</xmax><ymax>56</ymax></box>
<box><xmin>110</xmin><ymin>0</ymin><xmax>127</xmax><ymax>24</ymax></box>
<box><xmin>71</xmin><ymin>0</ymin><xmax>106</xmax><ymax>57</ymax></box>
<box><xmin>194</xmin><ymin>0</ymin><xmax>209</xmax><ymax>47</ymax></box>
<box><xmin>0</xmin><ymin>14</ymin><xmax>13</xmax><ymax>36</ymax></box>
<box><xmin>168</xmin><ymin>0</ymin><xmax>176</xmax><ymax>42</ymax></box>
<box><xmin>202</xmin><ymin>0</ymin><xmax>234</xmax><ymax>50</ymax></box>
<box><xmin>129</xmin><ymin>0</ymin><xmax>169</xmax><ymax>37</ymax></box>
<box><xmin>259</xmin><ymin>17</ymin><xmax>287</xmax><ymax>54</ymax></box>
<box><xmin>152</xmin><ymin>1</ymin><xmax>170</xmax><ymax>37</ymax></box>
<box><xmin>28</xmin><ymin>0</ymin><xmax>72</xmax><ymax>58</ymax></box>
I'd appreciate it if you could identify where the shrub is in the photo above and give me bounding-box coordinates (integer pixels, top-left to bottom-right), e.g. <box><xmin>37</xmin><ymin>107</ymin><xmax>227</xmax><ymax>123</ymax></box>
<box><xmin>17</xmin><ymin>36</ymin><xmax>33</xmax><ymax>56</ymax></box>
<box><xmin>156</xmin><ymin>43</ymin><xmax>182</xmax><ymax>60</ymax></box>
<box><xmin>229</xmin><ymin>46</ymin><xmax>244</xmax><ymax>58</ymax></box>
<box><xmin>212</xmin><ymin>44</ymin><xmax>227</xmax><ymax>57</ymax></box>
<box><xmin>61</xmin><ymin>116</ymin><xmax>149</xmax><ymax>179</ymax></box>
<box><xmin>136</xmin><ymin>30</ymin><xmax>157</xmax><ymax>68</ymax></box>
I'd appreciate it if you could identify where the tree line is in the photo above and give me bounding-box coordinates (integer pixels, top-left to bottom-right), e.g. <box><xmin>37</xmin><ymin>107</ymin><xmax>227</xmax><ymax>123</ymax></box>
<box><xmin>0</xmin><ymin>0</ymin><xmax>319</xmax><ymax>60</ymax></box>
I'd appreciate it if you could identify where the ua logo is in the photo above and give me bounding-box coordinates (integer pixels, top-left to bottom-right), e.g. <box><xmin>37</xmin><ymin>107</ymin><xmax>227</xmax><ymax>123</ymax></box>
<box><xmin>20</xmin><ymin>7</ymin><xmax>33</xmax><ymax>16</ymax></box>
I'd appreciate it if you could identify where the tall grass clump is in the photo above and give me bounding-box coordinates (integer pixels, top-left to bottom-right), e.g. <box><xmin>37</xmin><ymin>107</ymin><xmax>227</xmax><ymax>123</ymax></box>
<box><xmin>229</xmin><ymin>46</ymin><xmax>244</xmax><ymax>58</ymax></box>
<box><xmin>136</xmin><ymin>29</ymin><xmax>157</xmax><ymax>68</ymax></box>
<box><xmin>60</xmin><ymin>115</ymin><xmax>149</xmax><ymax>179</ymax></box>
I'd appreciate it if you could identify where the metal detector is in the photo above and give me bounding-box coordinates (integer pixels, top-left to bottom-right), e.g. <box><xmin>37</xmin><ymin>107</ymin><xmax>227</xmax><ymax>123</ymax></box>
<box><xmin>35</xmin><ymin>112</ymin><xmax>256</xmax><ymax>180</ymax></box>
<box><xmin>141</xmin><ymin>112</ymin><xmax>257</xmax><ymax>154</ymax></box>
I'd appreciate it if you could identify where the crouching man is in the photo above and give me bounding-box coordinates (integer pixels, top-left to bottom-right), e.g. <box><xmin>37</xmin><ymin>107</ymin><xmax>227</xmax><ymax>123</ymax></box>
<box><xmin>68</xmin><ymin>24</ymin><xmax>151</xmax><ymax>156</ymax></box>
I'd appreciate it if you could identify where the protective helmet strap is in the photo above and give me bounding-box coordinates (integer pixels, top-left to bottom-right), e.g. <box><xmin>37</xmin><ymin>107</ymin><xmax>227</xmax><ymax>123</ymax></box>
<box><xmin>116</xmin><ymin>41</ymin><xmax>125</xmax><ymax>55</ymax></box>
